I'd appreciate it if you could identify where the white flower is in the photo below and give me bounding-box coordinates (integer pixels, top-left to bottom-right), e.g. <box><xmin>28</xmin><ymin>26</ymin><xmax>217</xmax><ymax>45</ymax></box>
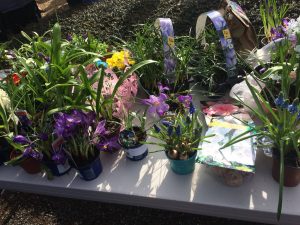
<box><xmin>0</xmin><ymin>88</ymin><xmax>11</xmax><ymax>110</ymax></box>
<box><xmin>286</xmin><ymin>16</ymin><xmax>300</xmax><ymax>35</ymax></box>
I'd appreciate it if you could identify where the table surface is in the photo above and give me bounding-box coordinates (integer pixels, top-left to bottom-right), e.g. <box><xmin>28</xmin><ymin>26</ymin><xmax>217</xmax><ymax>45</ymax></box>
<box><xmin>0</xmin><ymin>146</ymin><xmax>299</xmax><ymax>225</ymax></box>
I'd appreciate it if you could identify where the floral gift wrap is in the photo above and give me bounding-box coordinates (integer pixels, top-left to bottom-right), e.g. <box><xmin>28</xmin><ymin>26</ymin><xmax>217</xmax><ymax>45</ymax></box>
<box><xmin>196</xmin><ymin>116</ymin><xmax>256</xmax><ymax>186</ymax></box>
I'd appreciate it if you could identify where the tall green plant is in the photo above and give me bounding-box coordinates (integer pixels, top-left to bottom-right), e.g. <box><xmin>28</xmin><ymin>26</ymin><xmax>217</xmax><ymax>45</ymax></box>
<box><xmin>223</xmin><ymin>76</ymin><xmax>300</xmax><ymax>220</ymax></box>
<box><xmin>260</xmin><ymin>0</ymin><xmax>290</xmax><ymax>41</ymax></box>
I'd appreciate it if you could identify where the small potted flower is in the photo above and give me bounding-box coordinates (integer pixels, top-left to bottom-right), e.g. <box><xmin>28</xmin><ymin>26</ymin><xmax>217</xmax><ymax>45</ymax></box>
<box><xmin>9</xmin><ymin>134</ymin><xmax>43</xmax><ymax>174</ymax></box>
<box><xmin>119</xmin><ymin>111</ymin><xmax>148</xmax><ymax>161</ymax></box>
<box><xmin>54</xmin><ymin>110</ymin><xmax>102</xmax><ymax>181</ymax></box>
<box><xmin>148</xmin><ymin>103</ymin><xmax>208</xmax><ymax>175</ymax></box>
<box><xmin>80</xmin><ymin>54</ymin><xmax>155</xmax><ymax>153</ymax></box>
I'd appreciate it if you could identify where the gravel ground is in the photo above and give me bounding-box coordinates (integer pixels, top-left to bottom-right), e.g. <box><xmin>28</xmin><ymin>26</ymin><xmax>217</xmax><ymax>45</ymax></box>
<box><xmin>2</xmin><ymin>0</ymin><xmax>300</xmax><ymax>224</ymax></box>
<box><xmin>23</xmin><ymin>0</ymin><xmax>300</xmax><ymax>42</ymax></box>
<box><xmin>0</xmin><ymin>190</ymin><xmax>270</xmax><ymax>225</ymax></box>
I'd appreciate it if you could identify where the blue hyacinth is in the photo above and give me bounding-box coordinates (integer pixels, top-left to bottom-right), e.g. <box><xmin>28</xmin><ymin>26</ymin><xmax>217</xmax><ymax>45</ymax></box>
<box><xmin>167</xmin><ymin>126</ymin><xmax>173</xmax><ymax>136</ymax></box>
<box><xmin>274</xmin><ymin>93</ymin><xmax>284</xmax><ymax>107</ymax></box>
<box><xmin>162</xmin><ymin>120</ymin><xmax>172</xmax><ymax>127</ymax></box>
<box><xmin>154</xmin><ymin>124</ymin><xmax>161</xmax><ymax>133</ymax></box>
<box><xmin>176</xmin><ymin>125</ymin><xmax>181</xmax><ymax>136</ymax></box>
<box><xmin>289</xmin><ymin>98</ymin><xmax>300</xmax><ymax>114</ymax></box>
<box><xmin>189</xmin><ymin>102</ymin><xmax>196</xmax><ymax>114</ymax></box>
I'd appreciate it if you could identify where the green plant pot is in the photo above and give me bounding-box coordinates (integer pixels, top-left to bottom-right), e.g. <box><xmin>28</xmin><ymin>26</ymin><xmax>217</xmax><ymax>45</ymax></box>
<box><xmin>166</xmin><ymin>151</ymin><xmax>197</xmax><ymax>175</ymax></box>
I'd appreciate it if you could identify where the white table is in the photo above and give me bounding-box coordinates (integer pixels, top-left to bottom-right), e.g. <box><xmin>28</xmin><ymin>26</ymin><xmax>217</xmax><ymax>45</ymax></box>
<box><xmin>0</xmin><ymin>146</ymin><xmax>299</xmax><ymax>225</ymax></box>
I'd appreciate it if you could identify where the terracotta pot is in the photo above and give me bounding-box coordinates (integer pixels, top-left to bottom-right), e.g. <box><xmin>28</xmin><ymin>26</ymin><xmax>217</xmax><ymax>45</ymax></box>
<box><xmin>272</xmin><ymin>157</ymin><xmax>300</xmax><ymax>187</ymax></box>
<box><xmin>10</xmin><ymin>151</ymin><xmax>42</xmax><ymax>174</ymax></box>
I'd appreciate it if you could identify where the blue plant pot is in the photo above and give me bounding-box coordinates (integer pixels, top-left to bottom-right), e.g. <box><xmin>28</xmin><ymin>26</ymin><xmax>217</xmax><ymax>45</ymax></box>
<box><xmin>166</xmin><ymin>151</ymin><xmax>197</xmax><ymax>175</ymax></box>
<box><xmin>45</xmin><ymin>160</ymin><xmax>72</xmax><ymax>177</ymax></box>
<box><xmin>74</xmin><ymin>154</ymin><xmax>102</xmax><ymax>181</ymax></box>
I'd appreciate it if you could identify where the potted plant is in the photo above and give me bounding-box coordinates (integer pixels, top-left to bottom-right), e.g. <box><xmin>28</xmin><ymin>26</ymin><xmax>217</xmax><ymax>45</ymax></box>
<box><xmin>224</xmin><ymin>79</ymin><xmax>300</xmax><ymax>220</ymax></box>
<box><xmin>147</xmin><ymin>102</ymin><xmax>209</xmax><ymax>175</ymax></box>
<box><xmin>54</xmin><ymin>110</ymin><xmax>103</xmax><ymax>181</ymax></box>
<box><xmin>125</xmin><ymin>23</ymin><xmax>196</xmax><ymax>94</ymax></box>
<box><xmin>119</xmin><ymin>111</ymin><xmax>148</xmax><ymax>161</ymax></box>
<box><xmin>79</xmin><ymin>51</ymin><xmax>155</xmax><ymax>153</ymax></box>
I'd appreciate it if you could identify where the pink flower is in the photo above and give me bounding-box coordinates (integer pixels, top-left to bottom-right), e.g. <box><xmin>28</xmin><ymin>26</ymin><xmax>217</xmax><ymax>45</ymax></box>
<box><xmin>203</xmin><ymin>104</ymin><xmax>239</xmax><ymax>116</ymax></box>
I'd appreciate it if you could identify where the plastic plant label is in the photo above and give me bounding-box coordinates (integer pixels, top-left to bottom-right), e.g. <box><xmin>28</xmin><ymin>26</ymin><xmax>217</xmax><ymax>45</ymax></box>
<box><xmin>155</xmin><ymin>18</ymin><xmax>176</xmax><ymax>81</ymax></box>
<box><xmin>57</xmin><ymin>161</ymin><xmax>70</xmax><ymax>174</ymax></box>
<box><xmin>52</xmin><ymin>137</ymin><xmax>64</xmax><ymax>151</ymax></box>
<box><xmin>196</xmin><ymin>10</ymin><xmax>237</xmax><ymax>78</ymax></box>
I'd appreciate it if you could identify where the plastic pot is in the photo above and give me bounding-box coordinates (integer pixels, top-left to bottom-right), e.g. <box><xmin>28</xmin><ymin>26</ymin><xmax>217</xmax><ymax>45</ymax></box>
<box><xmin>10</xmin><ymin>150</ymin><xmax>42</xmax><ymax>174</ymax></box>
<box><xmin>166</xmin><ymin>151</ymin><xmax>197</xmax><ymax>175</ymax></box>
<box><xmin>119</xmin><ymin>127</ymin><xmax>148</xmax><ymax>161</ymax></box>
<box><xmin>272</xmin><ymin>157</ymin><xmax>300</xmax><ymax>187</ymax></box>
<box><xmin>44</xmin><ymin>159</ymin><xmax>71</xmax><ymax>177</ymax></box>
<box><xmin>72</xmin><ymin>151</ymin><xmax>102</xmax><ymax>181</ymax></box>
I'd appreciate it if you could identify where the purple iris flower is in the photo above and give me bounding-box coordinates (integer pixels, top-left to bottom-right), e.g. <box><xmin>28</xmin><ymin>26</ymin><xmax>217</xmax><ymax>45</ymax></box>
<box><xmin>94</xmin><ymin>120</ymin><xmax>107</xmax><ymax>136</ymax></box>
<box><xmin>52</xmin><ymin>150</ymin><xmax>67</xmax><ymax>165</ymax></box>
<box><xmin>297</xmin><ymin>112</ymin><xmax>300</xmax><ymax>120</ymax></box>
<box><xmin>23</xmin><ymin>146</ymin><xmax>43</xmax><ymax>161</ymax></box>
<box><xmin>271</xmin><ymin>27</ymin><xmax>285</xmax><ymax>41</ymax></box>
<box><xmin>142</xmin><ymin>93</ymin><xmax>170</xmax><ymax>117</ymax></box>
<box><xmin>66</xmin><ymin>34</ymin><xmax>73</xmax><ymax>42</ymax></box>
<box><xmin>96</xmin><ymin>136</ymin><xmax>120</xmax><ymax>152</ymax></box>
<box><xmin>178</xmin><ymin>95</ymin><xmax>193</xmax><ymax>108</ymax></box>
<box><xmin>13</xmin><ymin>135</ymin><xmax>30</xmax><ymax>145</ymax></box>
<box><xmin>157</xmin><ymin>82</ymin><xmax>170</xmax><ymax>93</ymax></box>
<box><xmin>282</xmin><ymin>18</ymin><xmax>289</xmax><ymax>27</ymax></box>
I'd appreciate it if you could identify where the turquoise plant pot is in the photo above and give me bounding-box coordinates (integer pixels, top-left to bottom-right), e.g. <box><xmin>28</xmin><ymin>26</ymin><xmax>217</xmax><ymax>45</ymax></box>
<box><xmin>166</xmin><ymin>151</ymin><xmax>197</xmax><ymax>175</ymax></box>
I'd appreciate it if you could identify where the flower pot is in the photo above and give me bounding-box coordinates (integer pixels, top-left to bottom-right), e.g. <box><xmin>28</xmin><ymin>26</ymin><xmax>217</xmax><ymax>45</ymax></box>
<box><xmin>10</xmin><ymin>150</ymin><xmax>42</xmax><ymax>174</ymax></box>
<box><xmin>166</xmin><ymin>151</ymin><xmax>197</xmax><ymax>175</ymax></box>
<box><xmin>272</xmin><ymin>157</ymin><xmax>300</xmax><ymax>187</ymax></box>
<box><xmin>72</xmin><ymin>151</ymin><xmax>102</xmax><ymax>181</ymax></box>
<box><xmin>44</xmin><ymin>159</ymin><xmax>71</xmax><ymax>177</ymax></box>
<box><xmin>119</xmin><ymin>127</ymin><xmax>148</xmax><ymax>161</ymax></box>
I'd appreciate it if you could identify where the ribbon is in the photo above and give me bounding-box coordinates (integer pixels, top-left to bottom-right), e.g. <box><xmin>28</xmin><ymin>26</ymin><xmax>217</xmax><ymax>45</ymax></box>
<box><xmin>155</xmin><ymin>18</ymin><xmax>176</xmax><ymax>82</ymax></box>
<box><xmin>196</xmin><ymin>10</ymin><xmax>237</xmax><ymax>79</ymax></box>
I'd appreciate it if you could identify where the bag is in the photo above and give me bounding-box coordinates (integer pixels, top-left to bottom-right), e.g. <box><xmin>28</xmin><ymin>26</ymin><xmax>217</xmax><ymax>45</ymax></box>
<box><xmin>219</xmin><ymin>0</ymin><xmax>258</xmax><ymax>54</ymax></box>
